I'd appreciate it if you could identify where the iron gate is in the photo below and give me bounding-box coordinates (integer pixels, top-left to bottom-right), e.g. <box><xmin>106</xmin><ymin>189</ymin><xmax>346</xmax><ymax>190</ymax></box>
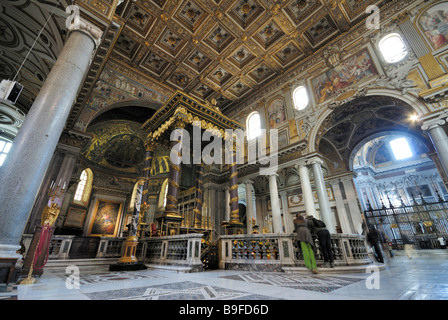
<box><xmin>364</xmin><ymin>199</ymin><xmax>448</xmax><ymax>250</ymax></box>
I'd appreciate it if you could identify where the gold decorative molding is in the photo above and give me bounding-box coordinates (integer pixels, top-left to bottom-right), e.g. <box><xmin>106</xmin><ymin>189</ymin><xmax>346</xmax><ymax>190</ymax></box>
<box><xmin>418</xmin><ymin>53</ymin><xmax>445</xmax><ymax>80</ymax></box>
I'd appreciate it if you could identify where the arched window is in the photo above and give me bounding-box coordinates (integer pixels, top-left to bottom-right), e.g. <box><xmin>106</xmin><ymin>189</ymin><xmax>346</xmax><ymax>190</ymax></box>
<box><xmin>389</xmin><ymin>137</ymin><xmax>413</xmax><ymax>160</ymax></box>
<box><xmin>379</xmin><ymin>33</ymin><xmax>408</xmax><ymax>63</ymax></box>
<box><xmin>247</xmin><ymin>112</ymin><xmax>262</xmax><ymax>140</ymax></box>
<box><xmin>293</xmin><ymin>86</ymin><xmax>309</xmax><ymax>110</ymax></box>
<box><xmin>0</xmin><ymin>138</ymin><xmax>12</xmax><ymax>167</ymax></box>
<box><xmin>73</xmin><ymin>168</ymin><xmax>93</xmax><ymax>206</ymax></box>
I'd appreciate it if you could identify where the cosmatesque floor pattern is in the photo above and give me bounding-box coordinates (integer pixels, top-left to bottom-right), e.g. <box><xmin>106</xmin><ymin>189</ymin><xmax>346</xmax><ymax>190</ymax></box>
<box><xmin>11</xmin><ymin>250</ymin><xmax>448</xmax><ymax>301</ymax></box>
<box><xmin>219</xmin><ymin>273</ymin><xmax>362</xmax><ymax>292</ymax></box>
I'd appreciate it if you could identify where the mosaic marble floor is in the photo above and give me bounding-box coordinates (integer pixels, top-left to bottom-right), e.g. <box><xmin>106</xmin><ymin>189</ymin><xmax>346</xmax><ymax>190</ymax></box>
<box><xmin>220</xmin><ymin>273</ymin><xmax>362</xmax><ymax>293</ymax></box>
<box><xmin>10</xmin><ymin>250</ymin><xmax>448</xmax><ymax>302</ymax></box>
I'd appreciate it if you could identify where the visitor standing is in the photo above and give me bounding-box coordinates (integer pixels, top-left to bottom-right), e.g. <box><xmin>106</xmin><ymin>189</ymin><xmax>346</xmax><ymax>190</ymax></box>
<box><xmin>306</xmin><ymin>215</ymin><xmax>335</xmax><ymax>268</ymax></box>
<box><xmin>367</xmin><ymin>224</ymin><xmax>384</xmax><ymax>263</ymax></box>
<box><xmin>293</xmin><ymin>214</ymin><xmax>318</xmax><ymax>274</ymax></box>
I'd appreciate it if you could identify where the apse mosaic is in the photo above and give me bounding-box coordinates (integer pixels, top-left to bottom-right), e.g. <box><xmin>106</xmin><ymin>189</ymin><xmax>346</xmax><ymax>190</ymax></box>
<box><xmin>75</xmin><ymin>66</ymin><xmax>166</xmax><ymax>131</ymax></box>
<box><xmin>82</xmin><ymin>120</ymin><xmax>147</xmax><ymax>175</ymax></box>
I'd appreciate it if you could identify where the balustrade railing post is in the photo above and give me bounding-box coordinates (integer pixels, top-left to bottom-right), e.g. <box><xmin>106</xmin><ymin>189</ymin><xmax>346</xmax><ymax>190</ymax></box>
<box><xmin>58</xmin><ymin>237</ymin><xmax>74</xmax><ymax>260</ymax></box>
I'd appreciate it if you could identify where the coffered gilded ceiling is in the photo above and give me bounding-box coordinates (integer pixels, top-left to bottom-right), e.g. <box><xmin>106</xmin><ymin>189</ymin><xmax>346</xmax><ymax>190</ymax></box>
<box><xmin>112</xmin><ymin>0</ymin><xmax>391</xmax><ymax>111</ymax></box>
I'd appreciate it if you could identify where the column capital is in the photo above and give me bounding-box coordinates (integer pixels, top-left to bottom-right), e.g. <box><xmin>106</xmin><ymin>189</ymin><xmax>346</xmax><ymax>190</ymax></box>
<box><xmin>279</xmin><ymin>190</ymin><xmax>288</xmax><ymax>197</ymax></box>
<box><xmin>294</xmin><ymin>160</ymin><xmax>308</xmax><ymax>169</ymax></box>
<box><xmin>243</xmin><ymin>179</ymin><xmax>254</xmax><ymax>185</ymax></box>
<box><xmin>421</xmin><ymin>118</ymin><xmax>446</xmax><ymax>131</ymax></box>
<box><xmin>67</xmin><ymin>14</ymin><xmax>103</xmax><ymax>48</ymax></box>
<box><xmin>340</xmin><ymin>175</ymin><xmax>355</xmax><ymax>183</ymax></box>
<box><xmin>329</xmin><ymin>178</ymin><xmax>341</xmax><ymax>186</ymax></box>
<box><xmin>264</xmin><ymin>169</ymin><xmax>279</xmax><ymax>177</ymax></box>
<box><xmin>308</xmin><ymin>157</ymin><xmax>324</xmax><ymax>166</ymax></box>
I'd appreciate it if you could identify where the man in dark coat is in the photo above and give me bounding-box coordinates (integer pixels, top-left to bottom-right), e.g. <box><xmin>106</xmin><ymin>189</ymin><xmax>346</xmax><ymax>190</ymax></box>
<box><xmin>367</xmin><ymin>224</ymin><xmax>384</xmax><ymax>263</ymax></box>
<box><xmin>306</xmin><ymin>215</ymin><xmax>334</xmax><ymax>268</ymax></box>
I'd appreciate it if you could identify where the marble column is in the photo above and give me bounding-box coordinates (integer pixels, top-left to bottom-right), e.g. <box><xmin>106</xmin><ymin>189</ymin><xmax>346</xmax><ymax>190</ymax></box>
<box><xmin>341</xmin><ymin>176</ymin><xmax>363</xmax><ymax>234</ymax></box>
<box><xmin>310</xmin><ymin>158</ymin><xmax>335</xmax><ymax>233</ymax></box>
<box><xmin>0</xmin><ymin>22</ymin><xmax>102</xmax><ymax>260</ymax></box>
<box><xmin>268</xmin><ymin>172</ymin><xmax>283</xmax><ymax>233</ymax></box>
<box><xmin>330</xmin><ymin>179</ymin><xmax>353</xmax><ymax>234</ymax></box>
<box><xmin>281</xmin><ymin>192</ymin><xmax>294</xmax><ymax>233</ymax></box>
<box><xmin>295</xmin><ymin>161</ymin><xmax>317</xmax><ymax>217</ymax></box>
<box><xmin>422</xmin><ymin>119</ymin><xmax>448</xmax><ymax>177</ymax></box>
<box><xmin>224</xmin><ymin>186</ymin><xmax>230</xmax><ymax>222</ymax></box>
<box><xmin>244</xmin><ymin>180</ymin><xmax>255</xmax><ymax>234</ymax></box>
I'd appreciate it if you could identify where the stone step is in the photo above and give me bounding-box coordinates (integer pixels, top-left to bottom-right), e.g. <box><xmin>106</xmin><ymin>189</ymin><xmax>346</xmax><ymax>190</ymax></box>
<box><xmin>282</xmin><ymin>263</ymin><xmax>385</xmax><ymax>274</ymax></box>
<box><xmin>45</xmin><ymin>258</ymin><xmax>119</xmax><ymax>269</ymax></box>
<box><xmin>145</xmin><ymin>264</ymin><xmax>193</xmax><ymax>273</ymax></box>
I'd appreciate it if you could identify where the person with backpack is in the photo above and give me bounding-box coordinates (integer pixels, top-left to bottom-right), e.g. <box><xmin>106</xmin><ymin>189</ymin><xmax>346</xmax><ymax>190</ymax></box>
<box><xmin>306</xmin><ymin>214</ymin><xmax>335</xmax><ymax>268</ymax></box>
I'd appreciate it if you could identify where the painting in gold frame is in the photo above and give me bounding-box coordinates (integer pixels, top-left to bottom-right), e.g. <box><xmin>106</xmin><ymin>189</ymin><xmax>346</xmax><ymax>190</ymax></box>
<box><xmin>88</xmin><ymin>199</ymin><xmax>123</xmax><ymax>237</ymax></box>
<box><xmin>64</xmin><ymin>207</ymin><xmax>87</xmax><ymax>228</ymax></box>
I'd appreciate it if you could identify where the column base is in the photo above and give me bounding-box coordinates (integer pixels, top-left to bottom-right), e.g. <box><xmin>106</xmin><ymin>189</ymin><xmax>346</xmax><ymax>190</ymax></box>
<box><xmin>117</xmin><ymin>236</ymin><xmax>139</xmax><ymax>264</ymax></box>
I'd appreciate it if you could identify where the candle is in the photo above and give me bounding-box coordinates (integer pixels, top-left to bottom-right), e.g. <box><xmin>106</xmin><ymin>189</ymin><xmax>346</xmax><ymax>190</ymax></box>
<box><xmin>62</xmin><ymin>181</ymin><xmax>66</xmax><ymax>190</ymax></box>
<box><xmin>58</xmin><ymin>178</ymin><xmax>62</xmax><ymax>186</ymax></box>
<box><xmin>50</xmin><ymin>180</ymin><xmax>54</xmax><ymax>189</ymax></box>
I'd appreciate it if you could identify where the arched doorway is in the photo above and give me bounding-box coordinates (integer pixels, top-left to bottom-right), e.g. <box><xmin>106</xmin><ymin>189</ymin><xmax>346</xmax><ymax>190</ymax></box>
<box><xmin>315</xmin><ymin>95</ymin><xmax>448</xmax><ymax>250</ymax></box>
